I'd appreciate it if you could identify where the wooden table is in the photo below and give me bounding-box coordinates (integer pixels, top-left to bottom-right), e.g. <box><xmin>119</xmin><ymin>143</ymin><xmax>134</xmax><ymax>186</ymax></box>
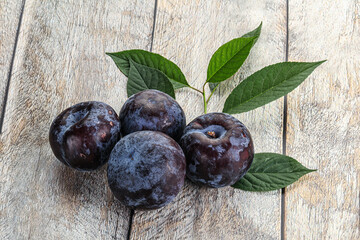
<box><xmin>1</xmin><ymin>0</ymin><xmax>359</xmax><ymax>239</ymax></box>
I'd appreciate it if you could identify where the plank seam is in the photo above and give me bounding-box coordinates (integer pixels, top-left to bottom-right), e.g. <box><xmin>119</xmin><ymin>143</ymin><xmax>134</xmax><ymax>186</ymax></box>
<box><xmin>0</xmin><ymin>0</ymin><xmax>26</xmax><ymax>133</ymax></box>
<box><xmin>149</xmin><ymin>0</ymin><xmax>158</xmax><ymax>52</ymax></box>
<box><xmin>281</xmin><ymin>0</ymin><xmax>290</xmax><ymax>239</ymax></box>
<box><xmin>114</xmin><ymin>211</ymin><xmax>120</xmax><ymax>240</ymax></box>
<box><xmin>127</xmin><ymin>1</ymin><xmax>158</xmax><ymax>239</ymax></box>
<box><xmin>126</xmin><ymin>210</ymin><xmax>134</xmax><ymax>240</ymax></box>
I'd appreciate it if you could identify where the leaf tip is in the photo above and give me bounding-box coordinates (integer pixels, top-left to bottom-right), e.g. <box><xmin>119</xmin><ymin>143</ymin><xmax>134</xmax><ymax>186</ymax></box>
<box><xmin>105</xmin><ymin>52</ymin><xmax>119</xmax><ymax>60</ymax></box>
<box><xmin>309</xmin><ymin>60</ymin><xmax>327</xmax><ymax>70</ymax></box>
<box><xmin>311</xmin><ymin>60</ymin><xmax>327</xmax><ymax>68</ymax></box>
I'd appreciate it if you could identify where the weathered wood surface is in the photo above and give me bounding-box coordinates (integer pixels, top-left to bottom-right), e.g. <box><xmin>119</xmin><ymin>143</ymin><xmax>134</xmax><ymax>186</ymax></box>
<box><xmin>0</xmin><ymin>0</ymin><xmax>155</xmax><ymax>239</ymax></box>
<box><xmin>285</xmin><ymin>0</ymin><xmax>360</xmax><ymax>239</ymax></box>
<box><xmin>0</xmin><ymin>0</ymin><xmax>24</xmax><ymax>127</ymax></box>
<box><xmin>130</xmin><ymin>0</ymin><xmax>286</xmax><ymax>239</ymax></box>
<box><xmin>1</xmin><ymin>0</ymin><xmax>359</xmax><ymax>239</ymax></box>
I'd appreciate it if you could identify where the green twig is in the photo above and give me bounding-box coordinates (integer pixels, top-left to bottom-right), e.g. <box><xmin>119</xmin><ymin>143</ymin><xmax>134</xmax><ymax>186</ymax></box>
<box><xmin>206</xmin><ymin>83</ymin><xmax>220</xmax><ymax>104</ymax></box>
<box><xmin>188</xmin><ymin>85</ymin><xmax>203</xmax><ymax>94</ymax></box>
<box><xmin>202</xmin><ymin>83</ymin><xmax>207</xmax><ymax>114</ymax></box>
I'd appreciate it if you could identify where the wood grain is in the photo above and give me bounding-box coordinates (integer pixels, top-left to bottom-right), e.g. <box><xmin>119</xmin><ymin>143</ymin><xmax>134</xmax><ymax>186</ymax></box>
<box><xmin>0</xmin><ymin>0</ymin><xmax>155</xmax><ymax>239</ymax></box>
<box><xmin>286</xmin><ymin>0</ymin><xmax>360</xmax><ymax>239</ymax></box>
<box><xmin>130</xmin><ymin>0</ymin><xmax>287</xmax><ymax>239</ymax></box>
<box><xmin>3</xmin><ymin>0</ymin><xmax>357</xmax><ymax>239</ymax></box>
<box><xmin>0</xmin><ymin>0</ymin><xmax>24</xmax><ymax>126</ymax></box>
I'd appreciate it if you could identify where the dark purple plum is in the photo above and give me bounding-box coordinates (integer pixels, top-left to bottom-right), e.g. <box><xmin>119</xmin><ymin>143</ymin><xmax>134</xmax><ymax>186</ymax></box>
<box><xmin>180</xmin><ymin>113</ymin><xmax>254</xmax><ymax>188</ymax></box>
<box><xmin>119</xmin><ymin>89</ymin><xmax>186</xmax><ymax>141</ymax></box>
<box><xmin>49</xmin><ymin>101</ymin><xmax>121</xmax><ymax>171</ymax></box>
<box><xmin>107</xmin><ymin>131</ymin><xmax>186</xmax><ymax>210</ymax></box>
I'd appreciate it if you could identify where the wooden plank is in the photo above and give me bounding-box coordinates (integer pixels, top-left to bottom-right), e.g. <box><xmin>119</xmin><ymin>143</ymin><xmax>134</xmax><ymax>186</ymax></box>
<box><xmin>0</xmin><ymin>0</ymin><xmax>24</xmax><ymax>124</ymax></box>
<box><xmin>130</xmin><ymin>0</ymin><xmax>287</xmax><ymax>239</ymax></box>
<box><xmin>0</xmin><ymin>0</ymin><xmax>155</xmax><ymax>239</ymax></box>
<box><xmin>286</xmin><ymin>0</ymin><xmax>360</xmax><ymax>239</ymax></box>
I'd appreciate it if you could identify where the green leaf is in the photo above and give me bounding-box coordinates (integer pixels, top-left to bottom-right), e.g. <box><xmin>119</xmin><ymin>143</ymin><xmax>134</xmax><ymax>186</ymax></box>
<box><xmin>127</xmin><ymin>60</ymin><xmax>175</xmax><ymax>98</ymax></box>
<box><xmin>241</xmin><ymin>22</ymin><xmax>262</xmax><ymax>43</ymax></box>
<box><xmin>232</xmin><ymin>153</ymin><xmax>316</xmax><ymax>192</ymax></box>
<box><xmin>106</xmin><ymin>49</ymin><xmax>189</xmax><ymax>89</ymax></box>
<box><xmin>208</xmin><ymin>22</ymin><xmax>262</xmax><ymax>92</ymax></box>
<box><xmin>207</xmin><ymin>23</ymin><xmax>262</xmax><ymax>84</ymax></box>
<box><xmin>223</xmin><ymin>61</ymin><xmax>326</xmax><ymax>114</ymax></box>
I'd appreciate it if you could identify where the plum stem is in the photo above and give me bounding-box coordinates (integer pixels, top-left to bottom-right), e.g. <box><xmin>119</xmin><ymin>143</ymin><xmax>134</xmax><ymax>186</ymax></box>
<box><xmin>206</xmin><ymin>131</ymin><xmax>216</xmax><ymax>138</ymax></box>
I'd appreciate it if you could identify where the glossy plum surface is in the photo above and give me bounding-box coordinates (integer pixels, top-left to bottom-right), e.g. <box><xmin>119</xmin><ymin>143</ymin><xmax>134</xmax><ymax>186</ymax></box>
<box><xmin>119</xmin><ymin>89</ymin><xmax>186</xmax><ymax>141</ymax></box>
<box><xmin>49</xmin><ymin>101</ymin><xmax>121</xmax><ymax>171</ymax></box>
<box><xmin>180</xmin><ymin>113</ymin><xmax>254</xmax><ymax>188</ymax></box>
<box><xmin>107</xmin><ymin>131</ymin><xmax>186</xmax><ymax>210</ymax></box>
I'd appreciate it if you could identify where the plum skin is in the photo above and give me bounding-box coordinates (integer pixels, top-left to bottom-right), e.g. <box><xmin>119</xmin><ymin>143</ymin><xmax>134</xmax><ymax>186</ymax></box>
<box><xmin>49</xmin><ymin>101</ymin><xmax>121</xmax><ymax>171</ymax></box>
<box><xmin>107</xmin><ymin>131</ymin><xmax>186</xmax><ymax>210</ymax></box>
<box><xmin>180</xmin><ymin>112</ymin><xmax>254</xmax><ymax>188</ymax></box>
<box><xmin>119</xmin><ymin>89</ymin><xmax>186</xmax><ymax>141</ymax></box>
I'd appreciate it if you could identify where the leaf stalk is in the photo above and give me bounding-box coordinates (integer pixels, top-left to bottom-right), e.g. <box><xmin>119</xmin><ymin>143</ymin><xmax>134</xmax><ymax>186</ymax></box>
<box><xmin>202</xmin><ymin>82</ymin><xmax>207</xmax><ymax>114</ymax></box>
<box><xmin>206</xmin><ymin>83</ymin><xmax>220</xmax><ymax>104</ymax></box>
<box><xmin>188</xmin><ymin>85</ymin><xmax>203</xmax><ymax>94</ymax></box>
